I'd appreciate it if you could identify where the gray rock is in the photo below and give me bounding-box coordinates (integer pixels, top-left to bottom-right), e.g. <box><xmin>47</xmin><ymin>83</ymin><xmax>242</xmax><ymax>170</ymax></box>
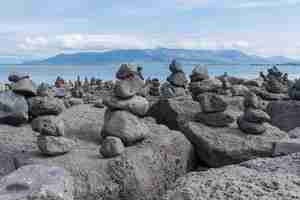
<box><xmin>190</xmin><ymin>65</ymin><xmax>209</xmax><ymax>82</ymax></box>
<box><xmin>244</xmin><ymin>92</ymin><xmax>261</xmax><ymax>109</ymax></box>
<box><xmin>288</xmin><ymin>127</ymin><xmax>300</xmax><ymax>139</ymax></box>
<box><xmin>102</xmin><ymin>110</ymin><xmax>149</xmax><ymax>145</ymax></box>
<box><xmin>148</xmin><ymin>96</ymin><xmax>201</xmax><ymax>130</ymax></box>
<box><xmin>259</xmin><ymin>90</ymin><xmax>289</xmax><ymax>101</ymax></box>
<box><xmin>104</xmin><ymin>95</ymin><xmax>149</xmax><ymax>116</ymax></box>
<box><xmin>169</xmin><ymin>60</ymin><xmax>183</xmax><ymax>73</ymax></box>
<box><xmin>273</xmin><ymin>138</ymin><xmax>300</xmax><ymax>156</ymax></box>
<box><xmin>195</xmin><ymin>112</ymin><xmax>234</xmax><ymax>127</ymax></box>
<box><xmin>0</xmin><ymin>164</ymin><xmax>73</xmax><ymax>200</ymax></box>
<box><xmin>266</xmin><ymin>77</ymin><xmax>288</xmax><ymax>93</ymax></box>
<box><xmin>167</xmin><ymin>72</ymin><xmax>188</xmax><ymax>87</ymax></box>
<box><xmin>267</xmin><ymin>100</ymin><xmax>300</xmax><ymax>131</ymax></box>
<box><xmin>244</xmin><ymin>77</ymin><xmax>264</xmax><ymax>87</ymax></box>
<box><xmin>116</xmin><ymin>64</ymin><xmax>139</xmax><ymax>79</ymax></box>
<box><xmin>189</xmin><ymin>78</ymin><xmax>222</xmax><ymax>95</ymax></box>
<box><xmin>198</xmin><ymin>93</ymin><xmax>227</xmax><ymax>113</ymax></box>
<box><xmin>179</xmin><ymin>121</ymin><xmax>287</xmax><ymax>167</ymax></box>
<box><xmin>28</xmin><ymin>96</ymin><xmax>66</xmax><ymax>117</ymax></box>
<box><xmin>231</xmin><ymin>84</ymin><xmax>250</xmax><ymax>96</ymax></box>
<box><xmin>243</xmin><ymin>109</ymin><xmax>271</xmax><ymax>123</ymax></box>
<box><xmin>12</xmin><ymin>79</ymin><xmax>37</xmax><ymax>97</ymax></box>
<box><xmin>160</xmin><ymin>82</ymin><xmax>187</xmax><ymax>98</ymax></box>
<box><xmin>68</xmin><ymin>98</ymin><xmax>84</xmax><ymax>106</ymax></box>
<box><xmin>37</xmin><ymin>82</ymin><xmax>53</xmax><ymax>97</ymax></box>
<box><xmin>31</xmin><ymin>115</ymin><xmax>65</xmax><ymax>136</ymax></box>
<box><xmin>114</xmin><ymin>77</ymin><xmax>144</xmax><ymax>99</ymax></box>
<box><xmin>163</xmin><ymin>165</ymin><xmax>300</xmax><ymax>200</ymax></box>
<box><xmin>0</xmin><ymin>91</ymin><xmax>28</xmax><ymax>126</ymax></box>
<box><xmin>237</xmin><ymin>116</ymin><xmax>266</xmax><ymax>134</ymax></box>
<box><xmin>37</xmin><ymin>136</ymin><xmax>76</xmax><ymax>156</ymax></box>
<box><xmin>100</xmin><ymin>136</ymin><xmax>125</xmax><ymax>158</ymax></box>
<box><xmin>8</xmin><ymin>72</ymin><xmax>29</xmax><ymax>83</ymax></box>
<box><xmin>93</xmin><ymin>99</ymin><xmax>105</xmax><ymax>108</ymax></box>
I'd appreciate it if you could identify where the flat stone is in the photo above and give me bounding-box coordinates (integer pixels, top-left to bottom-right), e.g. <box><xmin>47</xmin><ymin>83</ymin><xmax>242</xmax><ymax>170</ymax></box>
<box><xmin>104</xmin><ymin>95</ymin><xmax>149</xmax><ymax>116</ymax></box>
<box><xmin>0</xmin><ymin>164</ymin><xmax>73</xmax><ymax>200</ymax></box>
<box><xmin>197</xmin><ymin>93</ymin><xmax>227</xmax><ymax>113</ymax></box>
<box><xmin>273</xmin><ymin>138</ymin><xmax>300</xmax><ymax>156</ymax></box>
<box><xmin>102</xmin><ymin>110</ymin><xmax>149</xmax><ymax>145</ymax></box>
<box><xmin>100</xmin><ymin>136</ymin><xmax>125</xmax><ymax>158</ymax></box>
<box><xmin>28</xmin><ymin>96</ymin><xmax>66</xmax><ymax>117</ymax></box>
<box><xmin>189</xmin><ymin>78</ymin><xmax>222</xmax><ymax>95</ymax></box>
<box><xmin>243</xmin><ymin>109</ymin><xmax>271</xmax><ymax>123</ymax></box>
<box><xmin>195</xmin><ymin>112</ymin><xmax>234</xmax><ymax>127</ymax></box>
<box><xmin>8</xmin><ymin>72</ymin><xmax>29</xmax><ymax>83</ymax></box>
<box><xmin>37</xmin><ymin>136</ymin><xmax>76</xmax><ymax>156</ymax></box>
<box><xmin>31</xmin><ymin>115</ymin><xmax>65</xmax><ymax>136</ymax></box>
<box><xmin>237</xmin><ymin>116</ymin><xmax>267</xmax><ymax>134</ymax></box>
<box><xmin>12</xmin><ymin>79</ymin><xmax>37</xmax><ymax>97</ymax></box>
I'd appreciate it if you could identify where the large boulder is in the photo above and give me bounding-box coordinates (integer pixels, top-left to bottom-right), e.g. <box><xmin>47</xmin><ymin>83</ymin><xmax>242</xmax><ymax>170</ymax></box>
<box><xmin>102</xmin><ymin>110</ymin><xmax>149</xmax><ymax>145</ymax></box>
<box><xmin>13</xmin><ymin>118</ymin><xmax>196</xmax><ymax>200</ymax></box>
<box><xmin>267</xmin><ymin>100</ymin><xmax>300</xmax><ymax>131</ymax></box>
<box><xmin>28</xmin><ymin>96</ymin><xmax>66</xmax><ymax>117</ymax></box>
<box><xmin>163</xmin><ymin>165</ymin><xmax>300</xmax><ymax>200</ymax></box>
<box><xmin>0</xmin><ymin>164</ymin><xmax>74</xmax><ymax>200</ymax></box>
<box><xmin>0</xmin><ymin>91</ymin><xmax>28</xmax><ymax>126</ymax></box>
<box><xmin>12</xmin><ymin>78</ymin><xmax>37</xmax><ymax>97</ymax></box>
<box><xmin>148</xmin><ymin>96</ymin><xmax>201</xmax><ymax>130</ymax></box>
<box><xmin>179</xmin><ymin>121</ymin><xmax>288</xmax><ymax>167</ymax></box>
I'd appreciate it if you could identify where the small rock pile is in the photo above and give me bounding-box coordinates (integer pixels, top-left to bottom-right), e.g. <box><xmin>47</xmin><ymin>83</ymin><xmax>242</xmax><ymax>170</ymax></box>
<box><xmin>238</xmin><ymin>92</ymin><xmax>271</xmax><ymax>134</ymax></box>
<box><xmin>189</xmin><ymin>65</ymin><xmax>222</xmax><ymax>100</ymax></box>
<box><xmin>149</xmin><ymin>78</ymin><xmax>160</xmax><ymax>96</ymax></box>
<box><xmin>195</xmin><ymin>93</ymin><xmax>234</xmax><ymax>127</ymax></box>
<box><xmin>101</xmin><ymin>64</ymin><xmax>150</xmax><ymax>158</ymax></box>
<box><xmin>261</xmin><ymin>66</ymin><xmax>289</xmax><ymax>94</ymax></box>
<box><xmin>161</xmin><ymin>60</ymin><xmax>188</xmax><ymax>98</ymax></box>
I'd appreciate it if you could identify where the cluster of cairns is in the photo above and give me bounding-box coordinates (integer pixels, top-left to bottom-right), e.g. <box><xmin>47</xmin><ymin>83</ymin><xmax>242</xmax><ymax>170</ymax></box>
<box><xmin>161</xmin><ymin>60</ymin><xmax>188</xmax><ymax>98</ymax></box>
<box><xmin>238</xmin><ymin>92</ymin><xmax>271</xmax><ymax>134</ymax></box>
<box><xmin>101</xmin><ymin>64</ymin><xmax>150</xmax><ymax>158</ymax></box>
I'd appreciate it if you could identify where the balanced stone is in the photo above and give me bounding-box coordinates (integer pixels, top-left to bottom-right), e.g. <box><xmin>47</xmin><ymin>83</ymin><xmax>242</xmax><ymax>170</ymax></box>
<box><xmin>198</xmin><ymin>93</ymin><xmax>227</xmax><ymax>113</ymax></box>
<box><xmin>100</xmin><ymin>136</ymin><xmax>125</xmax><ymax>158</ymax></box>
<box><xmin>12</xmin><ymin>78</ymin><xmax>37</xmax><ymax>97</ymax></box>
<box><xmin>102</xmin><ymin>110</ymin><xmax>149</xmax><ymax>145</ymax></box>
<box><xmin>31</xmin><ymin>115</ymin><xmax>65</xmax><ymax>136</ymax></box>
<box><xmin>167</xmin><ymin>72</ymin><xmax>188</xmax><ymax>87</ymax></box>
<box><xmin>237</xmin><ymin>116</ymin><xmax>266</xmax><ymax>135</ymax></box>
<box><xmin>243</xmin><ymin>108</ymin><xmax>271</xmax><ymax>123</ymax></box>
<box><xmin>190</xmin><ymin>65</ymin><xmax>209</xmax><ymax>82</ymax></box>
<box><xmin>114</xmin><ymin>77</ymin><xmax>144</xmax><ymax>99</ymax></box>
<box><xmin>195</xmin><ymin>112</ymin><xmax>234</xmax><ymax>127</ymax></box>
<box><xmin>8</xmin><ymin>72</ymin><xmax>29</xmax><ymax>83</ymax></box>
<box><xmin>37</xmin><ymin>136</ymin><xmax>75</xmax><ymax>156</ymax></box>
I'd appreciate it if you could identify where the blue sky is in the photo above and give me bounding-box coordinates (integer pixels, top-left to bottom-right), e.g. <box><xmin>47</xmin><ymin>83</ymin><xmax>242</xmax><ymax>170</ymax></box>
<box><xmin>1</xmin><ymin>0</ymin><xmax>300</xmax><ymax>61</ymax></box>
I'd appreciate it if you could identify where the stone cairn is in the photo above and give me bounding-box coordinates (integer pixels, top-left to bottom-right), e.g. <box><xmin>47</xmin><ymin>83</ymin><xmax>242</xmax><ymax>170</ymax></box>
<box><xmin>10</xmin><ymin>72</ymin><xmax>37</xmax><ymax>97</ymax></box>
<box><xmin>149</xmin><ymin>78</ymin><xmax>160</xmax><ymax>96</ymax></box>
<box><xmin>101</xmin><ymin>64</ymin><xmax>150</xmax><ymax>158</ymax></box>
<box><xmin>237</xmin><ymin>92</ymin><xmax>271</xmax><ymax>134</ymax></box>
<box><xmin>194</xmin><ymin>93</ymin><xmax>234</xmax><ymax>127</ymax></box>
<box><xmin>189</xmin><ymin>65</ymin><xmax>222</xmax><ymax>101</ymax></box>
<box><xmin>289</xmin><ymin>79</ymin><xmax>300</xmax><ymax>100</ymax></box>
<box><xmin>161</xmin><ymin>60</ymin><xmax>188</xmax><ymax>98</ymax></box>
<box><xmin>260</xmin><ymin>66</ymin><xmax>289</xmax><ymax>94</ymax></box>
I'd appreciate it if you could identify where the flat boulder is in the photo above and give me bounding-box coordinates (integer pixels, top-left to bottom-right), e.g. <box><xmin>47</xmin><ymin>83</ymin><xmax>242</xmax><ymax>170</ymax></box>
<box><xmin>0</xmin><ymin>164</ymin><xmax>73</xmax><ymax>200</ymax></box>
<box><xmin>37</xmin><ymin>136</ymin><xmax>76</xmax><ymax>156</ymax></box>
<box><xmin>28</xmin><ymin>96</ymin><xmax>66</xmax><ymax>117</ymax></box>
<box><xmin>148</xmin><ymin>96</ymin><xmax>201</xmax><ymax>130</ymax></box>
<box><xmin>179</xmin><ymin>121</ymin><xmax>288</xmax><ymax>167</ymax></box>
<box><xmin>0</xmin><ymin>91</ymin><xmax>28</xmax><ymax>126</ymax></box>
<box><xmin>267</xmin><ymin>100</ymin><xmax>300</xmax><ymax>131</ymax></box>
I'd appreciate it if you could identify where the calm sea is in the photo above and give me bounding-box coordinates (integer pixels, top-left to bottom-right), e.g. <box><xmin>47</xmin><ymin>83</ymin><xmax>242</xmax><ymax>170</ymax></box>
<box><xmin>0</xmin><ymin>62</ymin><xmax>300</xmax><ymax>84</ymax></box>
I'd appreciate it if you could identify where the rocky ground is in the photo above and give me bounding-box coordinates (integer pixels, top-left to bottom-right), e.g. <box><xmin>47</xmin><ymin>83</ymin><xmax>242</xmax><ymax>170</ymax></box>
<box><xmin>2</xmin><ymin>64</ymin><xmax>300</xmax><ymax>200</ymax></box>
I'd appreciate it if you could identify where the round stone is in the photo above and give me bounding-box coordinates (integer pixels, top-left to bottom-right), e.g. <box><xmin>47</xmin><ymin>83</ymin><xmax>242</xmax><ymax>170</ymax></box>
<box><xmin>197</xmin><ymin>93</ymin><xmax>228</xmax><ymax>113</ymax></box>
<box><xmin>114</xmin><ymin>77</ymin><xmax>144</xmax><ymax>99</ymax></box>
<box><xmin>243</xmin><ymin>109</ymin><xmax>271</xmax><ymax>123</ymax></box>
<box><xmin>237</xmin><ymin>116</ymin><xmax>266</xmax><ymax>135</ymax></box>
<box><xmin>167</xmin><ymin>72</ymin><xmax>188</xmax><ymax>87</ymax></box>
<box><xmin>37</xmin><ymin>136</ymin><xmax>76</xmax><ymax>156</ymax></box>
<box><xmin>100</xmin><ymin>136</ymin><xmax>125</xmax><ymax>158</ymax></box>
<box><xmin>31</xmin><ymin>115</ymin><xmax>65</xmax><ymax>136</ymax></box>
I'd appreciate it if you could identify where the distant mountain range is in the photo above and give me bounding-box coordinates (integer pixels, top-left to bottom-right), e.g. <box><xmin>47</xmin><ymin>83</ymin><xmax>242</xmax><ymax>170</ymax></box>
<box><xmin>24</xmin><ymin>48</ymin><xmax>300</xmax><ymax>65</ymax></box>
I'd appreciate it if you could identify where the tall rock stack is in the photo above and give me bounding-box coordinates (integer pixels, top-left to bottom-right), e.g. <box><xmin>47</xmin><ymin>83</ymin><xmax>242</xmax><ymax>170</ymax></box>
<box><xmin>261</xmin><ymin>66</ymin><xmax>289</xmax><ymax>94</ymax></box>
<box><xmin>195</xmin><ymin>93</ymin><xmax>234</xmax><ymax>127</ymax></box>
<box><xmin>101</xmin><ymin>64</ymin><xmax>150</xmax><ymax>158</ymax></box>
<box><xmin>161</xmin><ymin>60</ymin><xmax>188</xmax><ymax>98</ymax></box>
<box><xmin>189</xmin><ymin>65</ymin><xmax>222</xmax><ymax>100</ymax></box>
<box><xmin>238</xmin><ymin>92</ymin><xmax>271</xmax><ymax>134</ymax></box>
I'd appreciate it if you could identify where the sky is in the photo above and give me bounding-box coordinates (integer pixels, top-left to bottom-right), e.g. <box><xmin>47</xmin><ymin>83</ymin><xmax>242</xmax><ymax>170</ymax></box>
<box><xmin>1</xmin><ymin>0</ymin><xmax>300</xmax><ymax>62</ymax></box>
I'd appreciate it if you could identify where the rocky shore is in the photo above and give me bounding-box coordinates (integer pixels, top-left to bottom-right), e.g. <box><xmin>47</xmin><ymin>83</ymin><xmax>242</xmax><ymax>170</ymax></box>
<box><xmin>1</xmin><ymin>63</ymin><xmax>300</xmax><ymax>199</ymax></box>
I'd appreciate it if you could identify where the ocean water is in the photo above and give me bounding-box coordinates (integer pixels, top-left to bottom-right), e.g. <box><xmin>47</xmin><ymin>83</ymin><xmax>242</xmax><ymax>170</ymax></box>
<box><xmin>0</xmin><ymin>62</ymin><xmax>300</xmax><ymax>84</ymax></box>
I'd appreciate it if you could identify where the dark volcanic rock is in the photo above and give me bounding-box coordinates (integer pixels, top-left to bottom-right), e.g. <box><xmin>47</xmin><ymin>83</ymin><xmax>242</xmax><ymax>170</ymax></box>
<box><xmin>267</xmin><ymin>100</ymin><xmax>300</xmax><ymax>131</ymax></box>
<box><xmin>179</xmin><ymin>121</ymin><xmax>287</xmax><ymax>167</ymax></box>
<box><xmin>148</xmin><ymin>96</ymin><xmax>201</xmax><ymax>130</ymax></box>
<box><xmin>0</xmin><ymin>91</ymin><xmax>28</xmax><ymax>126</ymax></box>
